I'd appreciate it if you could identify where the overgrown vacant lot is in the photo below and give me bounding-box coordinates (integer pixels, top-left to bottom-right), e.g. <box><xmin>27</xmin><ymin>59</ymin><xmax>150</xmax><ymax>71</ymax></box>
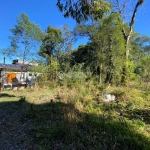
<box><xmin>0</xmin><ymin>84</ymin><xmax>150</xmax><ymax>150</ymax></box>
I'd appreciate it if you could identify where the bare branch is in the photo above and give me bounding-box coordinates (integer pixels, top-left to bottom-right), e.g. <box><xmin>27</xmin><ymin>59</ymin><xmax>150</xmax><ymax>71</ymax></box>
<box><xmin>130</xmin><ymin>0</ymin><xmax>144</xmax><ymax>27</ymax></box>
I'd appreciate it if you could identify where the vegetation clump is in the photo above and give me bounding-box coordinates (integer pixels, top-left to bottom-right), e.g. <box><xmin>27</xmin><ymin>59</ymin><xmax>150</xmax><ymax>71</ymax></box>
<box><xmin>0</xmin><ymin>81</ymin><xmax>150</xmax><ymax>149</ymax></box>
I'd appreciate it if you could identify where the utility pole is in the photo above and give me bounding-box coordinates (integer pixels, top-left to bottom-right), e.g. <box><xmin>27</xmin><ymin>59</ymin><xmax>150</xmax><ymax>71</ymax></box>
<box><xmin>0</xmin><ymin>68</ymin><xmax>4</xmax><ymax>92</ymax></box>
<box><xmin>0</xmin><ymin>57</ymin><xmax>5</xmax><ymax>92</ymax></box>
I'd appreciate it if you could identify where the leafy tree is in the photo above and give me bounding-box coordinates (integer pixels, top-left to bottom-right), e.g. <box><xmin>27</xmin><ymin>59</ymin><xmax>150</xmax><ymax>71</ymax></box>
<box><xmin>71</xmin><ymin>44</ymin><xmax>96</xmax><ymax>69</ymax></box>
<box><xmin>73</xmin><ymin>13</ymin><xmax>126</xmax><ymax>84</ymax></box>
<box><xmin>56</xmin><ymin>0</ymin><xmax>111</xmax><ymax>23</ymax></box>
<box><xmin>39</xmin><ymin>25</ymin><xmax>64</xmax><ymax>64</ymax></box>
<box><xmin>8</xmin><ymin>13</ymin><xmax>43</xmax><ymax>89</ymax></box>
<box><xmin>56</xmin><ymin>0</ymin><xmax>145</xmax><ymax>85</ymax></box>
<box><xmin>100</xmin><ymin>13</ymin><xmax>125</xmax><ymax>84</ymax></box>
<box><xmin>132</xmin><ymin>35</ymin><xmax>150</xmax><ymax>56</ymax></box>
<box><xmin>73</xmin><ymin>25</ymin><xmax>103</xmax><ymax>82</ymax></box>
<box><xmin>56</xmin><ymin>24</ymin><xmax>75</xmax><ymax>70</ymax></box>
<box><xmin>111</xmin><ymin>0</ymin><xmax>145</xmax><ymax>83</ymax></box>
<box><xmin>132</xmin><ymin>35</ymin><xmax>150</xmax><ymax>82</ymax></box>
<box><xmin>9</xmin><ymin>13</ymin><xmax>43</xmax><ymax>63</ymax></box>
<box><xmin>134</xmin><ymin>56</ymin><xmax>150</xmax><ymax>88</ymax></box>
<box><xmin>61</xmin><ymin>24</ymin><xmax>74</xmax><ymax>53</ymax></box>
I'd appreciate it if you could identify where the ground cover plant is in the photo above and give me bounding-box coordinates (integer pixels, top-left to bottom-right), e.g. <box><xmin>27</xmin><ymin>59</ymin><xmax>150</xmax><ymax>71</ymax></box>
<box><xmin>0</xmin><ymin>82</ymin><xmax>150</xmax><ymax>150</ymax></box>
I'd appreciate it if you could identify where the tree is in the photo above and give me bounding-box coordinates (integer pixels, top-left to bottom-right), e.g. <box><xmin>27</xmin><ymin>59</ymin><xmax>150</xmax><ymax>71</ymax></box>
<box><xmin>71</xmin><ymin>44</ymin><xmax>96</xmax><ymax>68</ymax></box>
<box><xmin>9</xmin><ymin>13</ymin><xmax>43</xmax><ymax>63</ymax></box>
<box><xmin>132</xmin><ymin>35</ymin><xmax>150</xmax><ymax>56</ymax></box>
<box><xmin>100</xmin><ymin>13</ymin><xmax>125</xmax><ymax>84</ymax></box>
<box><xmin>73</xmin><ymin>24</ymin><xmax>105</xmax><ymax>83</ymax></box>
<box><xmin>9</xmin><ymin>13</ymin><xmax>43</xmax><ymax>88</ymax></box>
<box><xmin>58</xmin><ymin>0</ymin><xmax>145</xmax><ymax>85</ymax></box>
<box><xmin>74</xmin><ymin>13</ymin><xmax>125</xmax><ymax>84</ymax></box>
<box><xmin>111</xmin><ymin>0</ymin><xmax>145</xmax><ymax>83</ymax></box>
<box><xmin>39</xmin><ymin>26</ymin><xmax>64</xmax><ymax>81</ymax></box>
<box><xmin>131</xmin><ymin>35</ymin><xmax>150</xmax><ymax>83</ymax></box>
<box><xmin>61</xmin><ymin>24</ymin><xmax>74</xmax><ymax>53</ymax></box>
<box><xmin>39</xmin><ymin>25</ymin><xmax>64</xmax><ymax>64</ymax></box>
<box><xmin>56</xmin><ymin>24</ymin><xmax>75</xmax><ymax>70</ymax></box>
<box><xmin>56</xmin><ymin>0</ymin><xmax>111</xmax><ymax>23</ymax></box>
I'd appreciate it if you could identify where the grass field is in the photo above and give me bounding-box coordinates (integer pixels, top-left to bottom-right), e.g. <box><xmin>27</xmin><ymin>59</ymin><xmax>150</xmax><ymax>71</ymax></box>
<box><xmin>0</xmin><ymin>83</ymin><xmax>150</xmax><ymax>149</ymax></box>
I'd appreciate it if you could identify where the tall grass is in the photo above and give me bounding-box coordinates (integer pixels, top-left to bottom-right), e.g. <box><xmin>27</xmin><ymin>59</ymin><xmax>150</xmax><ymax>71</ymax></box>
<box><xmin>1</xmin><ymin>79</ymin><xmax>150</xmax><ymax>149</ymax></box>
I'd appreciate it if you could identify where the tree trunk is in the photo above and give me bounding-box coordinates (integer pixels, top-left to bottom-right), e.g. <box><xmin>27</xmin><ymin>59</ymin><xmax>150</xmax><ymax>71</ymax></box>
<box><xmin>120</xmin><ymin>0</ymin><xmax>144</xmax><ymax>84</ymax></box>
<box><xmin>105</xmin><ymin>37</ymin><xmax>114</xmax><ymax>84</ymax></box>
<box><xmin>17</xmin><ymin>64</ymin><xmax>24</xmax><ymax>90</ymax></box>
<box><xmin>0</xmin><ymin>70</ymin><xmax>2</xmax><ymax>92</ymax></box>
<box><xmin>99</xmin><ymin>63</ymin><xmax>103</xmax><ymax>84</ymax></box>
